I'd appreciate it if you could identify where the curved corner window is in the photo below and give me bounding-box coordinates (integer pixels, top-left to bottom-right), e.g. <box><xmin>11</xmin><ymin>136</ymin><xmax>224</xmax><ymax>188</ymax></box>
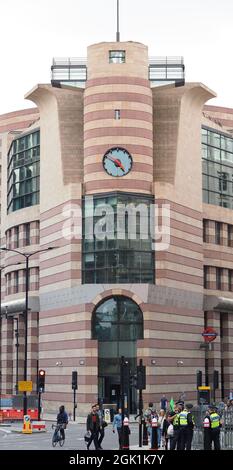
<box><xmin>7</xmin><ymin>130</ymin><xmax>40</xmax><ymax>213</ymax></box>
<box><xmin>82</xmin><ymin>192</ymin><xmax>155</xmax><ymax>284</ymax></box>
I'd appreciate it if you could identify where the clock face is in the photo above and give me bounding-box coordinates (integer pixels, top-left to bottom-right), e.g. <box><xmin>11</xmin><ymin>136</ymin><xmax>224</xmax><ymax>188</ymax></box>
<box><xmin>103</xmin><ymin>147</ymin><xmax>133</xmax><ymax>177</ymax></box>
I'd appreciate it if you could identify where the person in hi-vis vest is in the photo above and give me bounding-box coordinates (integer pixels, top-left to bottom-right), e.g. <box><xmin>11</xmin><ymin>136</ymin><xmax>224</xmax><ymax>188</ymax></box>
<box><xmin>203</xmin><ymin>405</ymin><xmax>221</xmax><ymax>450</ymax></box>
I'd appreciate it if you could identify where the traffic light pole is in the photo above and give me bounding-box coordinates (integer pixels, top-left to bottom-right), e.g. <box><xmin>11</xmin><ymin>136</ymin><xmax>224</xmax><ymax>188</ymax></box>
<box><xmin>23</xmin><ymin>255</ymin><xmax>29</xmax><ymax>417</ymax></box>
<box><xmin>120</xmin><ymin>356</ymin><xmax>125</xmax><ymax>444</ymax></box>
<box><xmin>73</xmin><ymin>389</ymin><xmax>76</xmax><ymax>422</ymax></box>
<box><xmin>138</xmin><ymin>387</ymin><xmax>143</xmax><ymax>447</ymax></box>
<box><xmin>38</xmin><ymin>390</ymin><xmax>42</xmax><ymax>421</ymax></box>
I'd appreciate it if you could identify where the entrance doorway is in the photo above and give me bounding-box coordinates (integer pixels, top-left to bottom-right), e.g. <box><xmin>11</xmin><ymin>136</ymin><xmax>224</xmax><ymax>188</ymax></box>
<box><xmin>92</xmin><ymin>296</ymin><xmax>143</xmax><ymax>413</ymax></box>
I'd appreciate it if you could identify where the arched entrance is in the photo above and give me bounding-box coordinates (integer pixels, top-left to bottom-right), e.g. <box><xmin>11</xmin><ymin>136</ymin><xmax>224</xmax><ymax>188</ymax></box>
<box><xmin>92</xmin><ymin>296</ymin><xmax>143</xmax><ymax>413</ymax></box>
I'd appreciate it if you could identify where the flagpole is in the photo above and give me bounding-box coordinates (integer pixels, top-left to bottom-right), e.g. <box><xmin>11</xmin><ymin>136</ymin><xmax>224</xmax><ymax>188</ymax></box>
<box><xmin>116</xmin><ymin>0</ymin><xmax>120</xmax><ymax>41</ymax></box>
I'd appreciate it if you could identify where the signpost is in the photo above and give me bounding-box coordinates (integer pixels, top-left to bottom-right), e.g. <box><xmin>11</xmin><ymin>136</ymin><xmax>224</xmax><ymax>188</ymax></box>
<box><xmin>202</xmin><ymin>328</ymin><xmax>217</xmax><ymax>343</ymax></box>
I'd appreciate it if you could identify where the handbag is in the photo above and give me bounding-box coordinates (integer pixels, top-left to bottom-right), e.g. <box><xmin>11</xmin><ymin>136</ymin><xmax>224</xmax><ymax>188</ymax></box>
<box><xmin>102</xmin><ymin>420</ymin><xmax>108</xmax><ymax>428</ymax></box>
<box><xmin>167</xmin><ymin>424</ymin><xmax>174</xmax><ymax>436</ymax></box>
<box><xmin>84</xmin><ymin>430</ymin><xmax>91</xmax><ymax>442</ymax></box>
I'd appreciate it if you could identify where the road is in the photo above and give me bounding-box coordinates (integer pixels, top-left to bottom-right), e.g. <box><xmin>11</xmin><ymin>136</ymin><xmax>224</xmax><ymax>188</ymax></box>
<box><xmin>0</xmin><ymin>422</ymin><xmax>141</xmax><ymax>450</ymax></box>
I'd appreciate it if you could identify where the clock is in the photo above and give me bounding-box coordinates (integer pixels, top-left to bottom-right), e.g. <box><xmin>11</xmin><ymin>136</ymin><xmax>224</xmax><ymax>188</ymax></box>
<box><xmin>103</xmin><ymin>147</ymin><xmax>133</xmax><ymax>177</ymax></box>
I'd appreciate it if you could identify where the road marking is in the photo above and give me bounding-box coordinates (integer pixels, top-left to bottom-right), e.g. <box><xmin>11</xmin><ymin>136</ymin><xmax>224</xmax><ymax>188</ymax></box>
<box><xmin>0</xmin><ymin>429</ymin><xmax>11</xmax><ymax>434</ymax></box>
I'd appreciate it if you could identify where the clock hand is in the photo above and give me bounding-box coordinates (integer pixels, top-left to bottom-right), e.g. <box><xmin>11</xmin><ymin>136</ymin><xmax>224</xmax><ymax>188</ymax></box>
<box><xmin>106</xmin><ymin>155</ymin><xmax>125</xmax><ymax>171</ymax></box>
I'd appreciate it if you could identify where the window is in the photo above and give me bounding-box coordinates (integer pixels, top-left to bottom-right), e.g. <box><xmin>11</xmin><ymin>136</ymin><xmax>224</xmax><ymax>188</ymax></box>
<box><xmin>82</xmin><ymin>192</ymin><xmax>155</xmax><ymax>284</ymax></box>
<box><xmin>7</xmin><ymin>130</ymin><xmax>40</xmax><ymax>213</ymax></box>
<box><xmin>202</xmin><ymin>127</ymin><xmax>233</xmax><ymax>209</ymax></box>
<box><xmin>114</xmin><ymin>109</ymin><xmax>121</xmax><ymax>120</ymax></box>
<box><xmin>15</xmin><ymin>226</ymin><xmax>19</xmax><ymax>248</ymax></box>
<box><xmin>109</xmin><ymin>50</ymin><xmax>125</xmax><ymax>64</ymax></box>
<box><xmin>204</xmin><ymin>266</ymin><xmax>208</xmax><ymax>289</ymax></box>
<box><xmin>216</xmin><ymin>267</ymin><xmax>222</xmax><ymax>290</ymax></box>
<box><xmin>25</xmin><ymin>223</ymin><xmax>30</xmax><ymax>246</ymax></box>
<box><xmin>14</xmin><ymin>271</ymin><xmax>19</xmax><ymax>293</ymax></box>
<box><xmin>215</xmin><ymin>222</ymin><xmax>221</xmax><ymax>245</ymax></box>
<box><xmin>203</xmin><ymin>219</ymin><xmax>208</xmax><ymax>242</ymax></box>
<box><xmin>228</xmin><ymin>225</ymin><xmax>233</xmax><ymax>247</ymax></box>
<box><xmin>228</xmin><ymin>270</ymin><xmax>233</xmax><ymax>291</ymax></box>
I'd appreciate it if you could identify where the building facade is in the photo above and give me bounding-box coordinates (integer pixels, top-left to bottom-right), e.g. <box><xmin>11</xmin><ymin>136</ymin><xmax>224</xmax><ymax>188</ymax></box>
<box><xmin>0</xmin><ymin>40</ymin><xmax>233</xmax><ymax>414</ymax></box>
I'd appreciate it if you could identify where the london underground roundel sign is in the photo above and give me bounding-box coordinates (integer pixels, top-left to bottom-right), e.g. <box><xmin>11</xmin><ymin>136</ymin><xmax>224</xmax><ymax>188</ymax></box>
<box><xmin>202</xmin><ymin>327</ymin><xmax>217</xmax><ymax>343</ymax></box>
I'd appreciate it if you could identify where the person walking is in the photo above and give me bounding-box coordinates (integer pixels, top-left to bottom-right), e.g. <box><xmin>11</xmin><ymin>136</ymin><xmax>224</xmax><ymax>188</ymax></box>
<box><xmin>112</xmin><ymin>408</ymin><xmax>123</xmax><ymax>449</ymax></box>
<box><xmin>96</xmin><ymin>403</ymin><xmax>105</xmax><ymax>449</ymax></box>
<box><xmin>86</xmin><ymin>404</ymin><xmax>101</xmax><ymax>450</ymax></box>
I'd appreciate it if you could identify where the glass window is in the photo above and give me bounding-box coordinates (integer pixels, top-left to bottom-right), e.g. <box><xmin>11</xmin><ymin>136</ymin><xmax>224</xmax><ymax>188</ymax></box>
<box><xmin>7</xmin><ymin>130</ymin><xmax>40</xmax><ymax>213</ymax></box>
<box><xmin>216</xmin><ymin>267</ymin><xmax>222</xmax><ymax>290</ymax></box>
<box><xmin>202</xmin><ymin>127</ymin><xmax>233</xmax><ymax>208</ymax></box>
<box><xmin>109</xmin><ymin>50</ymin><xmax>126</xmax><ymax>63</ymax></box>
<box><xmin>115</xmin><ymin>109</ymin><xmax>121</xmax><ymax>120</ymax></box>
<box><xmin>92</xmin><ymin>296</ymin><xmax>143</xmax><ymax>342</ymax></box>
<box><xmin>25</xmin><ymin>223</ymin><xmax>30</xmax><ymax>246</ymax></box>
<box><xmin>82</xmin><ymin>192</ymin><xmax>154</xmax><ymax>284</ymax></box>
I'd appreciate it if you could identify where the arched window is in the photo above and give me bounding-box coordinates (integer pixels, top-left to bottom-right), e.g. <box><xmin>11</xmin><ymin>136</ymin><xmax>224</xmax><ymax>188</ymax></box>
<box><xmin>92</xmin><ymin>296</ymin><xmax>143</xmax><ymax>341</ymax></box>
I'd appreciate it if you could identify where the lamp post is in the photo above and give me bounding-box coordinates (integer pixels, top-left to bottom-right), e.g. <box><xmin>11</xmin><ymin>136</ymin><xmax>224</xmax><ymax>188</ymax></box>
<box><xmin>0</xmin><ymin>246</ymin><xmax>56</xmax><ymax>416</ymax></box>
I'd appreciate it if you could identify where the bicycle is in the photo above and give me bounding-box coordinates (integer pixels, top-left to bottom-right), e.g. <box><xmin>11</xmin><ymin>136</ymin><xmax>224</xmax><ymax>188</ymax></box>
<box><xmin>52</xmin><ymin>423</ymin><xmax>66</xmax><ymax>447</ymax></box>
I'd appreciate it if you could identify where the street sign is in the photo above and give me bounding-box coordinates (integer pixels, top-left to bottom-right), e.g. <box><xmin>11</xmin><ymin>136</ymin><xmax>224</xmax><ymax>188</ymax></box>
<box><xmin>202</xmin><ymin>327</ymin><xmax>217</xmax><ymax>343</ymax></box>
<box><xmin>18</xmin><ymin>381</ymin><xmax>33</xmax><ymax>392</ymax></box>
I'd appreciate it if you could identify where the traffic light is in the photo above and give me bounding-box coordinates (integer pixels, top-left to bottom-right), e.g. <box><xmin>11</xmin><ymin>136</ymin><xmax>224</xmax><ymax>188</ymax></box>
<box><xmin>121</xmin><ymin>359</ymin><xmax>130</xmax><ymax>392</ymax></box>
<box><xmin>130</xmin><ymin>374</ymin><xmax>137</xmax><ymax>388</ymax></box>
<box><xmin>72</xmin><ymin>371</ymin><xmax>78</xmax><ymax>390</ymax></box>
<box><xmin>196</xmin><ymin>370</ymin><xmax>202</xmax><ymax>388</ymax></box>
<box><xmin>213</xmin><ymin>370</ymin><xmax>219</xmax><ymax>389</ymax></box>
<box><xmin>38</xmin><ymin>369</ymin><xmax>45</xmax><ymax>393</ymax></box>
<box><xmin>136</xmin><ymin>364</ymin><xmax>146</xmax><ymax>390</ymax></box>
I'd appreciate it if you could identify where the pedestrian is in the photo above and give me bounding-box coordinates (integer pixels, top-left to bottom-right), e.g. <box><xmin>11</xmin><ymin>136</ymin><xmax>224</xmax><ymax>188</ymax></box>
<box><xmin>179</xmin><ymin>403</ymin><xmax>195</xmax><ymax>450</ymax></box>
<box><xmin>162</xmin><ymin>411</ymin><xmax>170</xmax><ymax>450</ymax></box>
<box><xmin>160</xmin><ymin>395</ymin><xmax>168</xmax><ymax>411</ymax></box>
<box><xmin>158</xmin><ymin>409</ymin><xmax>166</xmax><ymax>448</ymax></box>
<box><xmin>112</xmin><ymin>408</ymin><xmax>123</xmax><ymax>449</ymax></box>
<box><xmin>144</xmin><ymin>402</ymin><xmax>156</xmax><ymax>444</ymax></box>
<box><xmin>95</xmin><ymin>403</ymin><xmax>106</xmax><ymax>450</ymax></box>
<box><xmin>205</xmin><ymin>405</ymin><xmax>221</xmax><ymax>450</ymax></box>
<box><xmin>169</xmin><ymin>401</ymin><xmax>183</xmax><ymax>450</ymax></box>
<box><xmin>86</xmin><ymin>404</ymin><xmax>101</xmax><ymax>450</ymax></box>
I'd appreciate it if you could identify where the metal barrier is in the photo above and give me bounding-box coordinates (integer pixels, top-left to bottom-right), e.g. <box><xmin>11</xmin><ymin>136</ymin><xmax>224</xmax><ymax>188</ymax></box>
<box><xmin>191</xmin><ymin>408</ymin><xmax>233</xmax><ymax>450</ymax></box>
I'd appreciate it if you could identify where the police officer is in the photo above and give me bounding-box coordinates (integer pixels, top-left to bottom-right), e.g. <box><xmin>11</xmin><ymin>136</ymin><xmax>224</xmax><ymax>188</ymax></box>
<box><xmin>208</xmin><ymin>405</ymin><xmax>221</xmax><ymax>450</ymax></box>
<box><xmin>179</xmin><ymin>403</ymin><xmax>195</xmax><ymax>450</ymax></box>
<box><xmin>169</xmin><ymin>401</ymin><xmax>183</xmax><ymax>450</ymax></box>
<box><xmin>203</xmin><ymin>405</ymin><xmax>221</xmax><ymax>450</ymax></box>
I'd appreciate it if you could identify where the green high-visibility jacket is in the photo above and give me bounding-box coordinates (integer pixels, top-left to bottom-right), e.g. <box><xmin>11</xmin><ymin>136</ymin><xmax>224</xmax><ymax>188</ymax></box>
<box><xmin>210</xmin><ymin>412</ymin><xmax>220</xmax><ymax>429</ymax></box>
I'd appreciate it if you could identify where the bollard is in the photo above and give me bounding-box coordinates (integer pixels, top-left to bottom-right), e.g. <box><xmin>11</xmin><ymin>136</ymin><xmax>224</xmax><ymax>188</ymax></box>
<box><xmin>203</xmin><ymin>417</ymin><xmax>211</xmax><ymax>450</ymax></box>
<box><xmin>142</xmin><ymin>418</ymin><xmax>148</xmax><ymax>445</ymax></box>
<box><xmin>22</xmin><ymin>414</ymin><xmax>32</xmax><ymax>434</ymax></box>
<box><xmin>122</xmin><ymin>416</ymin><xmax>130</xmax><ymax>449</ymax></box>
<box><xmin>151</xmin><ymin>416</ymin><xmax>158</xmax><ymax>450</ymax></box>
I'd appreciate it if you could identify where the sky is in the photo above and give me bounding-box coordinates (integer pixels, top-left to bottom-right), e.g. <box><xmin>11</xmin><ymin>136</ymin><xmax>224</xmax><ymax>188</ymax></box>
<box><xmin>0</xmin><ymin>0</ymin><xmax>233</xmax><ymax>114</ymax></box>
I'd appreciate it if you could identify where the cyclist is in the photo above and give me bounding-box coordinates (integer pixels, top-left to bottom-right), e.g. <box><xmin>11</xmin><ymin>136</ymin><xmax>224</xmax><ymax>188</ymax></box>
<box><xmin>57</xmin><ymin>405</ymin><xmax>68</xmax><ymax>441</ymax></box>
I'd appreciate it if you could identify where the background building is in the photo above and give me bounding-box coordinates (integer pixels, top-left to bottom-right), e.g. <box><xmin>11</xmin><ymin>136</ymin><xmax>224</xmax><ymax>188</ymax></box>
<box><xmin>0</xmin><ymin>39</ymin><xmax>232</xmax><ymax>414</ymax></box>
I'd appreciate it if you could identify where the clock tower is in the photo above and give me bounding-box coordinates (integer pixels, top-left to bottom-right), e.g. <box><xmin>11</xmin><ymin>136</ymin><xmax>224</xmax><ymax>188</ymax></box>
<box><xmin>83</xmin><ymin>41</ymin><xmax>153</xmax><ymax>195</ymax></box>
